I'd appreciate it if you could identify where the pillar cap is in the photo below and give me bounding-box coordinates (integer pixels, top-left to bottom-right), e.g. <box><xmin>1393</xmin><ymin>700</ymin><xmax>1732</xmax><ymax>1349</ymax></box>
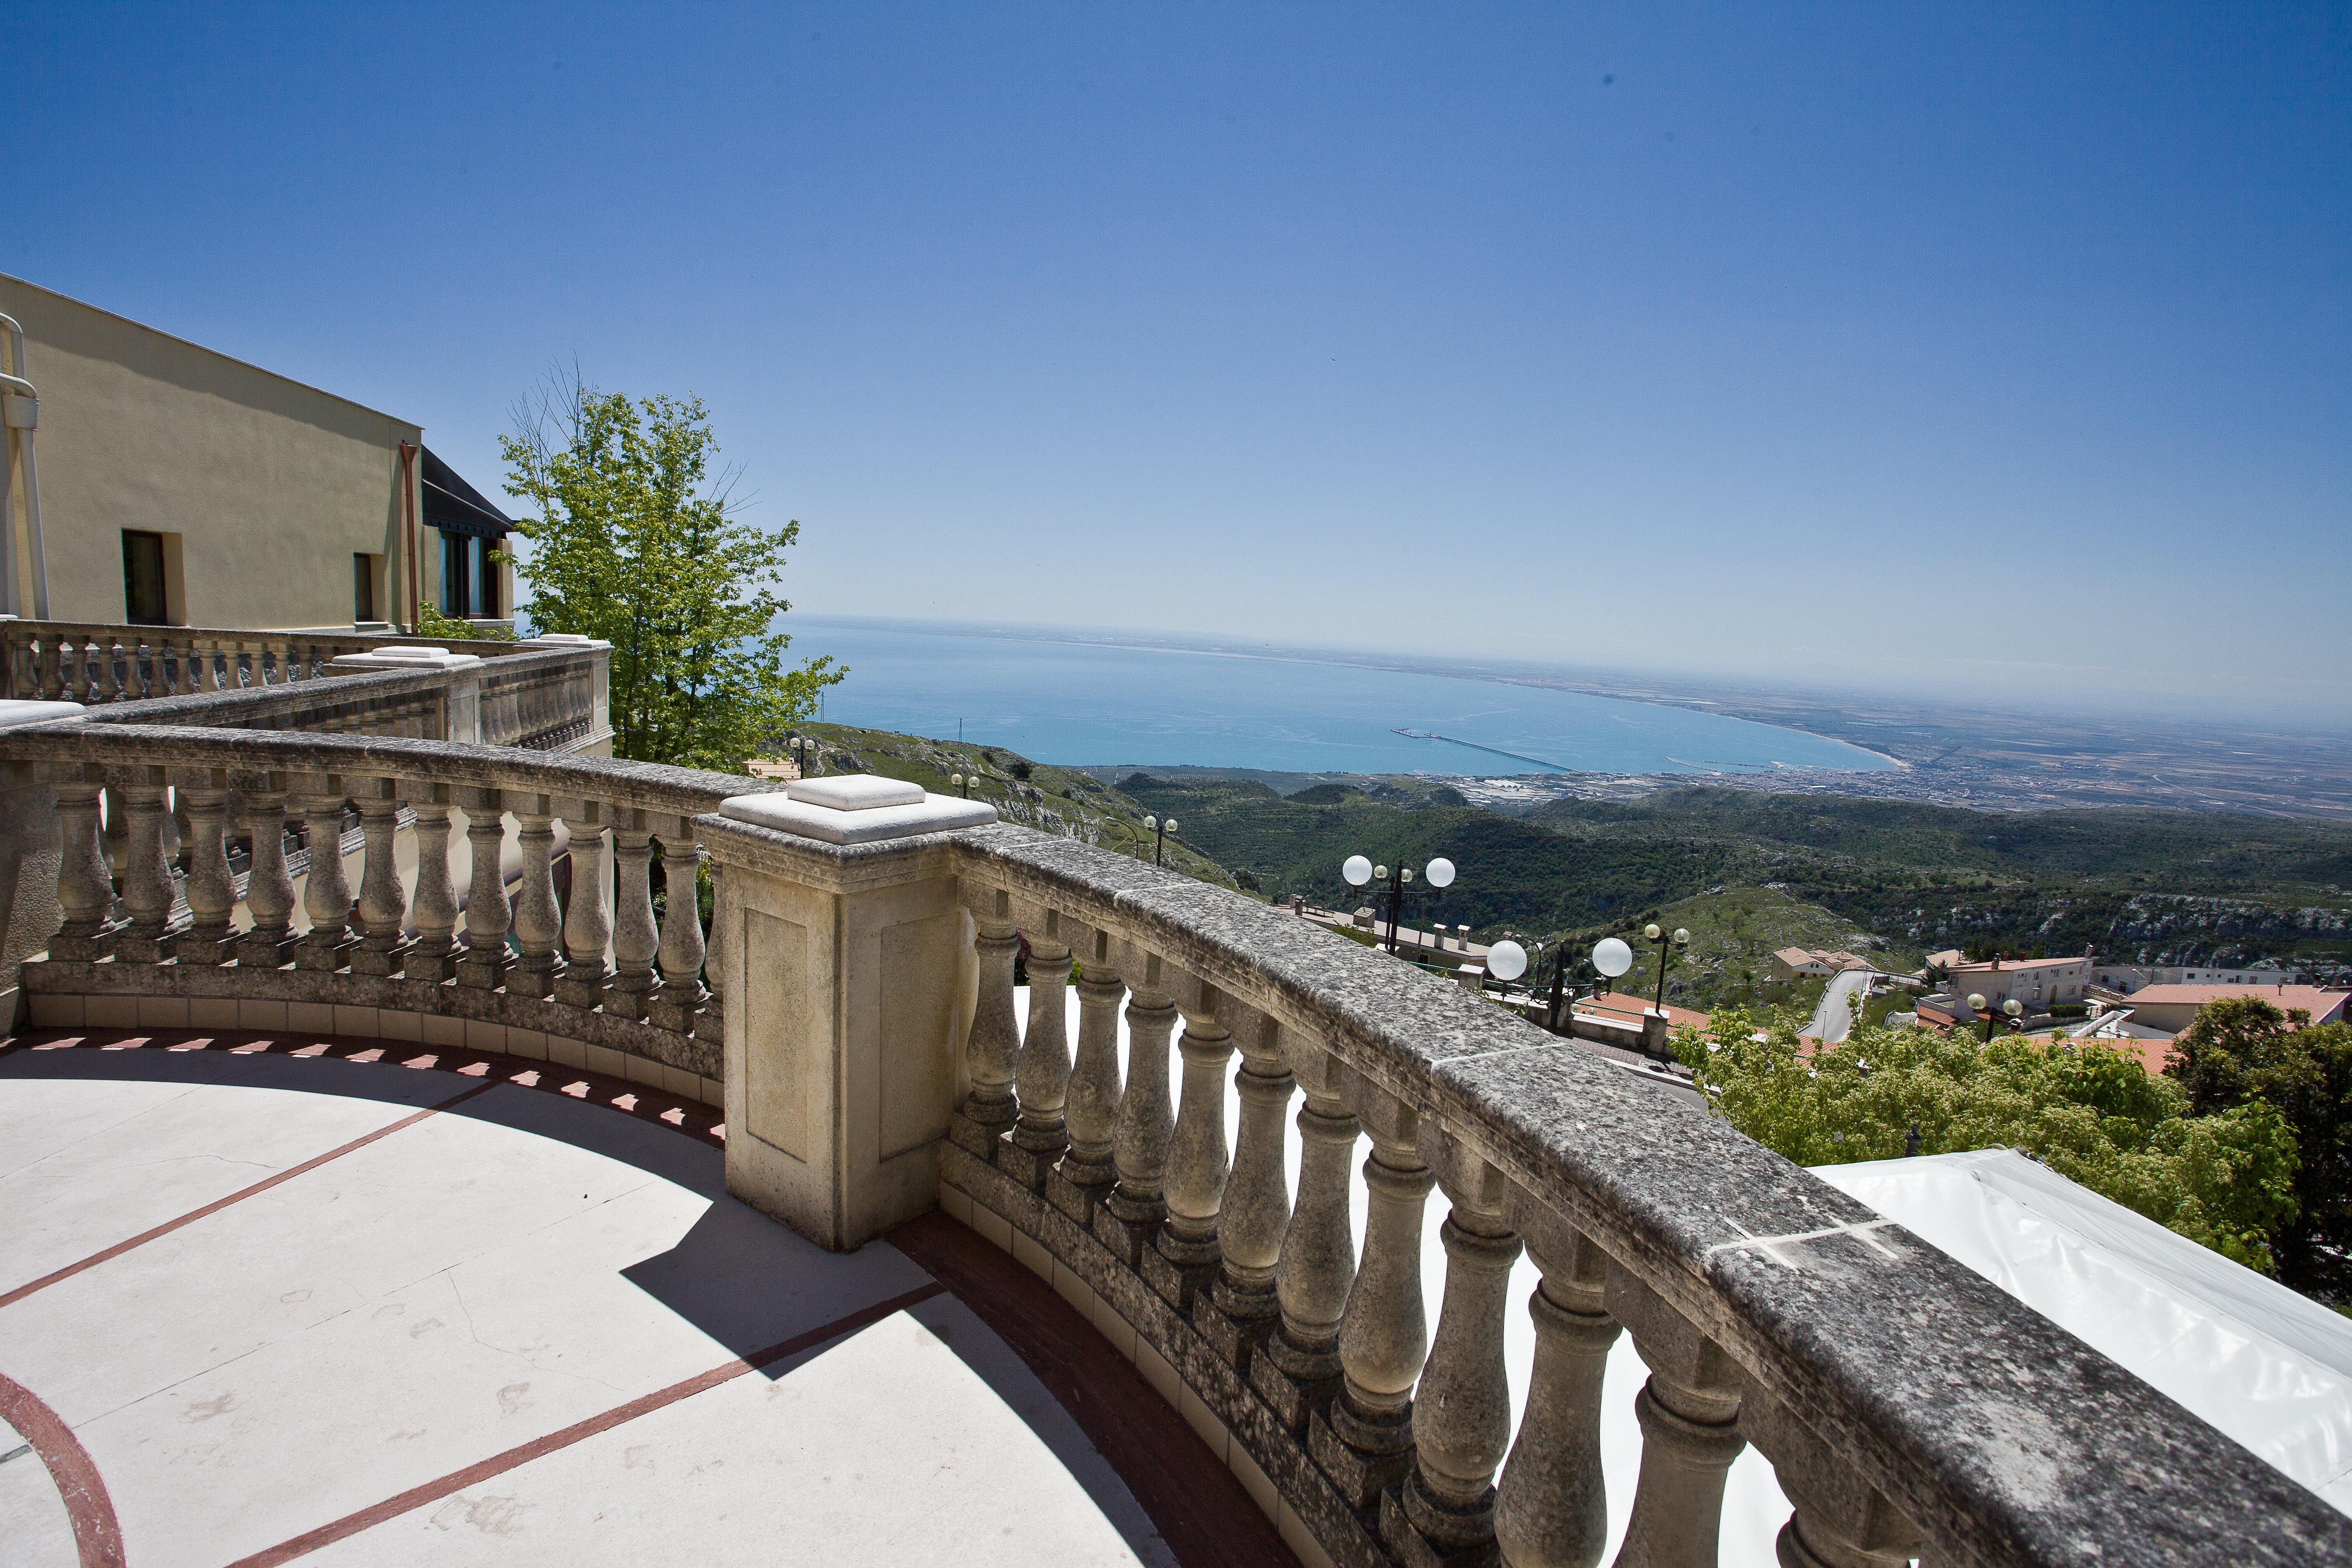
<box><xmin>718</xmin><ymin>789</ymin><xmax>995</xmax><ymax>845</ymax></box>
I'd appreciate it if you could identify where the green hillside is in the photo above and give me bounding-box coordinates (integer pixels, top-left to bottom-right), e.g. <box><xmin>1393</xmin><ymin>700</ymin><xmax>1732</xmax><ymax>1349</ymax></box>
<box><xmin>1113</xmin><ymin>776</ymin><xmax>2352</xmax><ymax>976</ymax></box>
<box><xmin>784</xmin><ymin>725</ymin><xmax>1246</xmax><ymax>892</ymax></box>
<box><xmin>762</xmin><ymin>735</ymin><xmax>2352</xmax><ymax>981</ymax></box>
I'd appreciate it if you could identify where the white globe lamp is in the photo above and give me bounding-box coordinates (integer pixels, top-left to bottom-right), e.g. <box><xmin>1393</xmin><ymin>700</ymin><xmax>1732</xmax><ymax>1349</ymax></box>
<box><xmin>1425</xmin><ymin>857</ymin><xmax>1455</xmax><ymax>888</ymax></box>
<box><xmin>1487</xmin><ymin>940</ymin><xmax>1528</xmax><ymax>983</ymax></box>
<box><xmin>1592</xmin><ymin>937</ymin><xmax>1633</xmax><ymax>978</ymax></box>
<box><xmin>1343</xmin><ymin>855</ymin><xmax>1373</xmax><ymax>887</ymax></box>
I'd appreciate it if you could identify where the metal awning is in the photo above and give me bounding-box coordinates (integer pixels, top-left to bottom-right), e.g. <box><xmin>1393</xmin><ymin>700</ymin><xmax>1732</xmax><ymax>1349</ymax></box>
<box><xmin>420</xmin><ymin>446</ymin><xmax>513</xmax><ymax>539</ymax></box>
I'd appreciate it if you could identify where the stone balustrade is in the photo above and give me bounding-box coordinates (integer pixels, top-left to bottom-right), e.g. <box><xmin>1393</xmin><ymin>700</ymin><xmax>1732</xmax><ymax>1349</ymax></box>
<box><xmin>2</xmin><ymin>681</ymin><xmax>2345</xmax><ymax>1568</ymax></box>
<box><xmin>693</xmin><ymin>811</ymin><xmax>2349</xmax><ymax>1568</ymax></box>
<box><xmin>1</xmin><ymin>618</ymin><xmax>535</xmax><ymax>704</ymax></box>
<box><xmin>1</xmin><ymin>720</ymin><xmax>750</xmax><ymax>1102</ymax></box>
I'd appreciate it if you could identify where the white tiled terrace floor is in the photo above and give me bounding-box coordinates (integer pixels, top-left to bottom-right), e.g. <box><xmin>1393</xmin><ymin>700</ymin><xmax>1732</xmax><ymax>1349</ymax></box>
<box><xmin>0</xmin><ymin>1040</ymin><xmax>1180</xmax><ymax>1568</ymax></box>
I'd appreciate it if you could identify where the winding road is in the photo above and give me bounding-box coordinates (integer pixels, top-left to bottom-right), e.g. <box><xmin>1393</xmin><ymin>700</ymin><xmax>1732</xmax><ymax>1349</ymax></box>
<box><xmin>1805</xmin><ymin>967</ymin><xmax>1873</xmax><ymax>1044</ymax></box>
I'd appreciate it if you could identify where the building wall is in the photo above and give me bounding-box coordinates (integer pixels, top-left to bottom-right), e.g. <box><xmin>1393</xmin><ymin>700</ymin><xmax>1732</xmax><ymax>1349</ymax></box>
<box><xmin>1945</xmin><ymin>957</ymin><xmax>2092</xmax><ymax>1007</ymax></box>
<box><xmin>0</xmin><ymin>273</ymin><xmax>423</xmax><ymax>632</ymax></box>
<box><xmin>2092</xmin><ymin>964</ymin><xmax>2303</xmax><ymax>995</ymax></box>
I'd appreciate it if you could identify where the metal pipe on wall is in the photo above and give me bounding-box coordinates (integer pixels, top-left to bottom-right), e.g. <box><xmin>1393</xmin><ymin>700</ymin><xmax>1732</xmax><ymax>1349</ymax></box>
<box><xmin>0</xmin><ymin>310</ymin><xmax>45</xmax><ymax>619</ymax></box>
<box><xmin>399</xmin><ymin>440</ymin><xmax>421</xmax><ymax>632</ymax></box>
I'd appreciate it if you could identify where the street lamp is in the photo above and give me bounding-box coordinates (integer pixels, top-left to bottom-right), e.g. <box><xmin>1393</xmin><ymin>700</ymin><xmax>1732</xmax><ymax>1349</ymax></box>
<box><xmin>2003</xmin><ymin>997</ymin><xmax>2025</xmax><ymax>1033</ymax></box>
<box><xmin>949</xmin><ymin>771</ymin><xmax>970</xmax><ymax>799</ymax></box>
<box><xmin>1145</xmin><ymin>814</ymin><xmax>1180</xmax><ymax>867</ymax></box>
<box><xmin>1591</xmin><ymin>936</ymin><xmax>1633</xmax><ymax>1000</ymax></box>
<box><xmin>1343</xmin><ymin>853</ymin><xmax>1457</xmax><ymax>956</ymax></box>
<box><xmin>1645</xmin><ymin>922</ymin><xmax>1690</xmax><ymax>1017</ymax></box>
<box><xmin>1485</xmin><ymin>938</ymin><xmax>1527</xmax><ymax>999</ymax></box>
<box><xmin>1967</xmin><ymin>993</ymin><xmax>1993</xmax><ymax>1042</ymax></box>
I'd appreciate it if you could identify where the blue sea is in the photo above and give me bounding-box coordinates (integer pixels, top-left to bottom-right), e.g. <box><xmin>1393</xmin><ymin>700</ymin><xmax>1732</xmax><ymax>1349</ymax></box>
<box><xmin>789</xmin><ymin>618</ymin><xmax>1894</xmax><ymax>778</ymax></box>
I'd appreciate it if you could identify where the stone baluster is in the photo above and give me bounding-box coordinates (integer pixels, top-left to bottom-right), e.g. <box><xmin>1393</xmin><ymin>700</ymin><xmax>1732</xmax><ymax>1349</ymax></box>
<box><xmin>1201</xmin><ymin>1008</ymin><xmax>1295</xmax><ymax>1371</ymax></box>
<box><xmin>1493</xmin><ymin>1202</ymin><xmax>1622</xmax><ymax>1568</ymax></box>
<box><xmin>173</xmin><ymin>774</ymin><xmax>237</xmax><ymax>965</ymax></box>
<box><xmin>1386</xmin><ymin>1124</ymin><xmax>1524</xmax><ymax>1565</ymax></box>
<box><xmin>1605</xmin><ymin>1265</ymin><xmax>1747</xmax><ymax>1568</ymax></box>
<box><xmin>1096</xmin><ymin>954</ymin><xmax>1176</xmax><ymax>1268</ymax></box>
<box><xmin>554</xmin><ymin>800</ymin><xmax>612</xmax><ymax>1009</ymax></box>
<box><xmin>1253</xmin><ymin>1039</ymin><xmax>1360</xmax><ymax>1432</ymax></box>
<box><xmin>1049</xmin><ymin>926</ymin><xmax>1125</xmax><ymax>1225</ymax></box>
<box><xmin>645</xmin><ymin>823</ymin><xmax>708</xmax><ymax>1032</ymax></box>
<box><xmin>350</xmin><ymin>780</ymin><xmax>410</xmax><ymax>976</ymax></box>
<box><xmin>1311</xmin><ymin>1080</ymin><xmax>1438</xmax><ymax>1510</ymax></box>
<box><xmin>691</xmin><ymin>867</ymin><xmax>726</xmax><ymax>1047</ymax></box>
<box><xmin>508</xmin><ymin>796</ymin><xmax>562</xmax><ymax>998</ymax></box>
<box><xmin>294</xmin><ymin>779</ymin><xmax>356</xmax><ymax>970</ymax></box>
<box><xmin>49</xmin><ymin>771</ymin><xmax>117</xmax><ymax>960</ymax></box>
<box><xmin>237</xmin><ymin>780</ymin><xmax>297</xmax><ymax>967</ymax></box>
<box><xmin>404</xmin><ymin>787</ymin><xmax>462</xmax><ymax>984</ymax></box>
<box><xmin>1145</xmin><ymin>988</ymin><xmax>1233</xmax><ymax>1309</ymax></box>
<box><xmin>113</xmin><ymin>772</ymin><xmax>177</xmax><ymax>963</ymax></box>
<box><xmin>951</xmin><ymin>887</ymin><xmax>1021</xmax><ymax>1155</ymax></box>
<box><xmin>1003</xmin><ymin>909</ymin><xmax>1073</xmax><ymax>1187</ymax></box>
<box><xmin>456</xmin><ymin>787</ymin><xmax>513</xmax><ymax>988</ymax></box>
<box><xmin>608</xmin><ymin>815</ymin><xmax>660</xmax><ymax>1019</ymax></box>
<box><xmin>1741</xmin><ymin>1392</ymin><xmax>1921</xmax><ymax>1568</ymax></box>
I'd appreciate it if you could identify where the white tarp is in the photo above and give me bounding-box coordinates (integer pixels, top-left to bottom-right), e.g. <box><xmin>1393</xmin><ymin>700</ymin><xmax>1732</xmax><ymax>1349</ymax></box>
<box><xmin>1814</xmin><ymin>1147</ymin><xmax>2352</xmax><ymax>1517</ymax></box>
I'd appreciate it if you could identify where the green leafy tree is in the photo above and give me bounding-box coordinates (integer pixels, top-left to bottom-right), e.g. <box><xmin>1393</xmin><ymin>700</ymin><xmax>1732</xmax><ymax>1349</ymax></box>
<box><xmin>500</xmin><ymin>379</ymin><xmax>841</xmax><ymax>771</ymax></box>
<box><xmin>1679</xmin><ymin>1011</ymin><xmax>2299</xmax><ymax>1274</ymax></box>
<box><xmin>2169</xmin><ymin>997</ymin><xmax>2352</xmax><ymax>1301</ymax></box>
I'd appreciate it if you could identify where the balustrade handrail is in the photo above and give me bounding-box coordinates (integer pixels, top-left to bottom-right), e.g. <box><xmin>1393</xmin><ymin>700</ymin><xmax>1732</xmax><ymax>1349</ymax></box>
<box><xmin>2</xmin><ymin>616</ymin><xmax>552</xmax><ymax>705</ymax></box>
<box><xmin>64</xmin><ymin>654</ymin><xmax>510</xmax><ymax>722</ymax></box>
<box><xmin>5</xmin><ymin>694</ymin><xmax>2342</xmax><ymax>1565</ymax></box>
<box><xmin>928</xmin><ymin>823</ymin><xmax>2347</xmax><ymax>1568</ymax></box>
<box><xmin>2</xmin><ymin>616</ymin><xmax>538</xmax><ymax>655</ymax></box>
<box><xmin>0</xmin><ymin>720</ymin><xmax>755</xmax><ymax>818</ymax></box>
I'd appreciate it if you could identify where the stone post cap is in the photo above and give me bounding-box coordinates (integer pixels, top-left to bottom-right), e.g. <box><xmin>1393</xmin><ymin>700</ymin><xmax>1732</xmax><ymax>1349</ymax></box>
<box><xmin>718</xmin><ymin>781</ymin><xmax>995</xmax><ymax>845</ymax></box>
<box><xmin>786</xmin><ymin>774</ymin><xmax>923</xmax><ymax>810</ymax></box>
<box><xmin>518</xmin><ymin>632</ymin><xmax>614</xmax><ymax>650</ymax></box>
<box><xmin>0</xmin><ymin>698</ymin><xmax>85</xmax><ymax>731</ymax></box>
<box><xmin>330</xmin><ymin>647</ymin><xmax>484</xmax><ymax>671</ymax></box>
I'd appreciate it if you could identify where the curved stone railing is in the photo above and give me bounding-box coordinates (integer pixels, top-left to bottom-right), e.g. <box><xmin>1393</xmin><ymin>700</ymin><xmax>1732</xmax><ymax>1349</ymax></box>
<box><xmin>1</xmin><ymin>618</ymin><xmax>541</xmax><ymax>704</ymax></box>
<box><xmin>694</xmin><ymin>809</ymin><xmax>2350</xmax><ymax>1568</ymax></box>
<box><xmin>6</xmin><ymin>704</ymin><xmax>2347</xmax><ymax>1566</ymax></box>
<box><xmin>3</xmin><ymin>720</ymin><xmax>768</xmax><ymax>1104</ymax></box>
<box><xmin>66</xmin><ymin>643</ymin><xmax>610</xmax><ymax>754</ymax></box>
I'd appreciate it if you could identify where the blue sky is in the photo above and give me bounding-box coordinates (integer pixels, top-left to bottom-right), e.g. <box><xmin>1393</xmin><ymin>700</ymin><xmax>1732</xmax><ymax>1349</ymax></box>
<box><xmin>15</xmin><ymin>4</ymin><xmax>2349</xmax><ymax>720</ymax></box>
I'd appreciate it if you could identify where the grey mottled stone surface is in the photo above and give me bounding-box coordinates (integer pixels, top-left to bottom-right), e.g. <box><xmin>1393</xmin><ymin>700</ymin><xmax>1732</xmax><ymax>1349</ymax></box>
<box><xmin>940</xmin><ymin>823</ymin><xmax>2351</xmax><ymax>1568</ymax></box>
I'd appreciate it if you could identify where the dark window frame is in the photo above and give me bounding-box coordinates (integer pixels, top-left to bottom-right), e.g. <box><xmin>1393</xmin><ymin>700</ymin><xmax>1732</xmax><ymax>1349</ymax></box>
<box><xmin>123</xmin><ymin>530</ymin><xmax>169</xmax><ymax>625</ymax></box>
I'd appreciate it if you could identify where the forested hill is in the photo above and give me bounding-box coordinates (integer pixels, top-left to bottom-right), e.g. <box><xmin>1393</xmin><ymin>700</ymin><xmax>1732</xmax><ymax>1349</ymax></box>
<box><xmin>1114</xmin><ymin>778</ymin><xmax>2352</xmax><ymax>976</ymax></box>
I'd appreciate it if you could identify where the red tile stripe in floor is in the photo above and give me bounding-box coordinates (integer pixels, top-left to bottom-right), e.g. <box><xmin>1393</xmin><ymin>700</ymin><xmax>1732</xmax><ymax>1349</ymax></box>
<box><xmin>0</xmin><ymin>1078</ymin><xmax>499</xmax><ymax>1311</ymax></box>
<box><xmin>220</xmin><ymin>1283</ymin><xmax>948</xmax><ymax>1568</ymax></box>
<box><xmin>0</xmin><ymin>1369</ymin><xmax>125</xmax><ymax>1568</ymax></box>
<box><xmin>0</xmin><ymin>1027</ymin><xmax>727</xmax><ymax>1147</ymax></box>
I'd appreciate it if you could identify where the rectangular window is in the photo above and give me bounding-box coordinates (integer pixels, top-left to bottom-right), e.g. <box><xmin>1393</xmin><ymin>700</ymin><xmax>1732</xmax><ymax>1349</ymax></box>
<box><xmin>477</xmin><ymin>537</ymin><xmax>500</xmax><ymax>617</ymax></box>
<box><xmin>441</xmin><ymin>530</ymin><xmax>470</xmax><ymax>617</ymax></box>
<box><xmin>353</xmin><ymin>553</ymin><xmax>379</xmax><ymax>623</ymax></box>
<box><xmin>123</xmin><ymin>530</ymin><xmax>168</xmax><ymax>624</ymax></box>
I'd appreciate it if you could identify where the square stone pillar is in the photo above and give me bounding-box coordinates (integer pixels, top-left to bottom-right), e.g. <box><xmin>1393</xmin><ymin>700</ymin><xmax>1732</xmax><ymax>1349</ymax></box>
<box><xmin>697</xmin><ymin>776</ymin><xmax>997</xmax><ymax>1252</ymax></box>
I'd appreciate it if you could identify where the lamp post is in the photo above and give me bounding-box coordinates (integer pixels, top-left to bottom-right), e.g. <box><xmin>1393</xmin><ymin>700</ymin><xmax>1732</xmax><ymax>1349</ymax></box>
<box><xmin>1342</xmin><ymin>853</ymin><xmax>1457</xmax><ymax>957</ymax></box>
<box><xmin>2004</xmin><ymin>997</ymin><xmax>2025</xmax><ymax>1033</ymax></box>
<box><xmin>1145</xmin><ymin>814</ymin><xmax>1179</xmax><ymax>867</ymax></box>
<box><xmin>1645</xmin><ymin>921</ymin><xmax>1690</xmax><ymax>1018</ymax></box>
<box><xmin>1592</xmin><ymin>935</ymin><xmax>1632</xmax><ymax>996</ymax></box>
<box><xmin>1967</xmin><ymin>992</ymin><xmax>1992</xmax><ymax>1042</ymax></box>
<box><xmin>949</xmin><ymin>771</ymin><xmax>970</xmax><ymax>799</ymax></box>
<box><xmin>1485</xmin><ymin>938</ymin><xmax>1527</xmax><ymax>999</ymax></box>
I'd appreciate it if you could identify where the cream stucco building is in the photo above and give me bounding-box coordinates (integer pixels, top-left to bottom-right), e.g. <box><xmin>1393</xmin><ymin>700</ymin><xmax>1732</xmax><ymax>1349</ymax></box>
<box><xmin>0</xmin><ymin>272</ymin><xmax>510</xmax><ymax>634</ymax></box>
